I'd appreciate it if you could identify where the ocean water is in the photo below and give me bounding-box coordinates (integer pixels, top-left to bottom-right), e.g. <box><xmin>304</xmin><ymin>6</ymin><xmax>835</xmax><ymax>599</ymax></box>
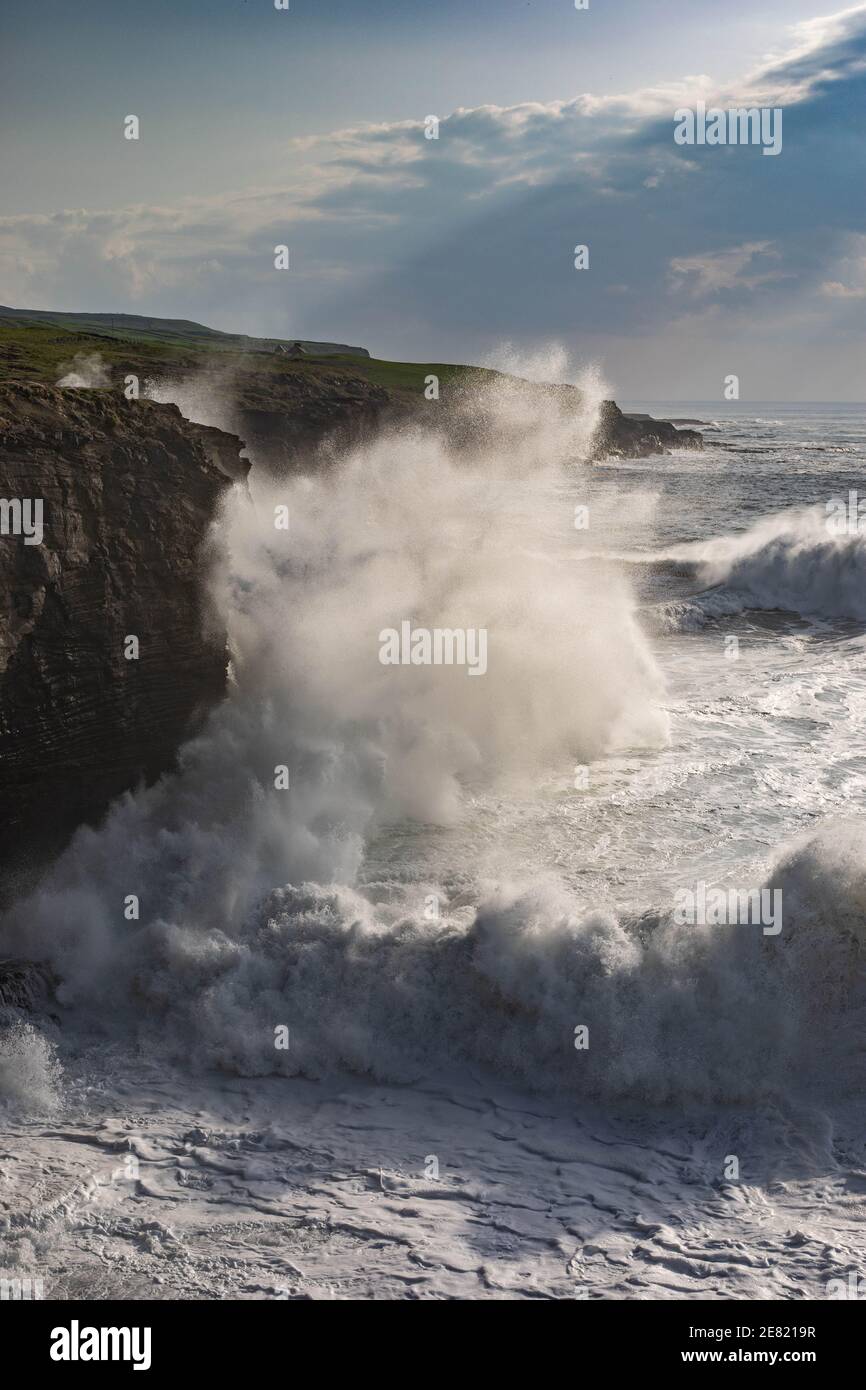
<box><xmin>1</xmin><ymin>384</ymin><xmax>865</xmax><ymax>1299</ymax></box>
<box><xmin>360</xmin><ymin>401</ymin><xmax>866</xmax><ymax>1033</ymax></box>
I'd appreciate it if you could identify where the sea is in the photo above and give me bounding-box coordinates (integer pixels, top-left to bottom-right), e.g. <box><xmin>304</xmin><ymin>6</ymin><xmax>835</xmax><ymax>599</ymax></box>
<box><xmin>1</xmin><ymin>384</ymin><xmax>864</xmax><ymax>1300</ymax></box>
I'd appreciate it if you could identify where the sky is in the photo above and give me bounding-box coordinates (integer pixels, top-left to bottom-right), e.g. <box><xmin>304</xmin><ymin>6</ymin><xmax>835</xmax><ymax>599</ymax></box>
<box><xmin>1</xmin><ymin>0</ymin><xmax>864</xmax><ymax>398</ymax></box>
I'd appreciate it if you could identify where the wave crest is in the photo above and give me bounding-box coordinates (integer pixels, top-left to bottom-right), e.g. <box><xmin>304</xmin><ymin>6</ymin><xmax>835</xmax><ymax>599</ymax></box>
<box><xmin>647</xmin><ymin>506</ymin><xmax>866</xmax><ymax>630</ymax></box>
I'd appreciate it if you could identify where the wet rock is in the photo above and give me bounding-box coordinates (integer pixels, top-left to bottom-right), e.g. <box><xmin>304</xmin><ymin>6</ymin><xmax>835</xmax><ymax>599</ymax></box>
<box><xmin>0</xmin><ymin>382</ymin><xmax>248</xmax><ymax>886</ymax></box>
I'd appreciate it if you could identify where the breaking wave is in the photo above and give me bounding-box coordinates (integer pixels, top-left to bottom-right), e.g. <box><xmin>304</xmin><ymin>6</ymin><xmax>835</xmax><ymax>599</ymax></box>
<box><xmin>2</xmin><ymin>369</ymin><xmax>865</xmax><ymax>1109</ymax></box>
<box><xmin>646</xmin><ymin>506</ymin><xmax>866</xmax><ymax>632</ymax></box>
<box><xmin>0</xmin><ymin>1021</ymin><xmax>62</xmax><ymax>1114</ymax></box>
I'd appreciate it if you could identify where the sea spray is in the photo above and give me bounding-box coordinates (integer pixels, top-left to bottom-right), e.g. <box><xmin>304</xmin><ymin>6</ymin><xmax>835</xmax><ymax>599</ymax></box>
<box><xmin>644</xmin><ymin>504</ymin><xmax>866</xmax><ymax>631</ymax></box>
<box><xmin>7</xmin><ymin>358</ymin><xmax>864</xmax><ymax>1105</ymax></box>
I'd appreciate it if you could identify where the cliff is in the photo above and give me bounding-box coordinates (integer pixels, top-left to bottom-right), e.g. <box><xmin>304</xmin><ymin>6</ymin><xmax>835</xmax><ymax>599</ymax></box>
<box><xmin>0</xmin><ymin>381</ymin><xmax>248</xmax><ymax>886</ymax></box>
<box><xmin>596</xmin><ymin>400</ymin><xmax>703</xmax><ymax>457</ymax></box>
<box><xmin>0</xmin><ymin>316</ymin><xmax>701</xmax><ymax>885</ymax></box>
<box><xmin>191</xmin><ymin>366</ymin><xmax>703</xmax><ymax>471</ymax></box>
<box><xmin>0</xmin><ymin>304</ymin><xmax>371</xmax><ymax>358</ymax></box>
<box><xmin>0</xmin><ymin>315</ymin><xmax>703</xmax><ymax>471</ymax></box>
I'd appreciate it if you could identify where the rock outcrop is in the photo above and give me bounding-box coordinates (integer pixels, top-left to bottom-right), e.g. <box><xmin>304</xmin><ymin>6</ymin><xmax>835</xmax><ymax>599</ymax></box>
<box><xmin>0</xmin><ymin>326</ymin><xmax>701</xmax><ymax>890</ymax></box>
<box><xmin>226</xmin><ymin>366</ymin><xmax>393</xmax><ymax>472</ymax></box>
<box><xmin>596</xmin><ymin>401</ymin><xmax>703</xmax><ymax>457</ymax></box>
<box><xmin>200</xmin><ymin>371</ymin><xmax>702</xmax><ymax>474</ymax></box>
<box><xmin>0</xmin><ymin>957</ymin><xmax>55</xmax><ymax>1012</ymax></box>
<box><xmin>0</xmin><ymin>382</ymin><xmax>247</xmax><ymax>887</ymax></box>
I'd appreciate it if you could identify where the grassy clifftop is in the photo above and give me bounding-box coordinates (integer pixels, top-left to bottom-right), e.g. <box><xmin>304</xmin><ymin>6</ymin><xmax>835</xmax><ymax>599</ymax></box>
<box><xmin>0</xmin><ymin>309</ymin><xmax>478</xmax><ymax>402</ymax></box>
<box><xmin>0</xmin><ymin>309</ymin><xmax>702</xmax><ymax>465</ymax></box>
<box><xmin>0</xmin><ymin>304</ymin><xmax>370</xmax><ymax>357</ymax></box>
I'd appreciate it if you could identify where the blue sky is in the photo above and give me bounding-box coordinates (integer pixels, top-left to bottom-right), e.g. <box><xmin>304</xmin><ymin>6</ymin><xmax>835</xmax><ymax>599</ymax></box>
<box><xmin>1</xmin><ymin>0</ymin><xmax>864</xmax><ymax>397</ymax></box>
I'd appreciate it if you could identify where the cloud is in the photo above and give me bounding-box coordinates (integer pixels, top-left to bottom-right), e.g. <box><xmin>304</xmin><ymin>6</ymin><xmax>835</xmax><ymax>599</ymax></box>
<box><xmin>817</xmin><ymin>234</ymin><xmax>866</xmax><ymax>298</ymax></box>
<box><xmin>822</xmin><ymin>280</ymin><xmax>866</xmax><ymax>298</ymax></box>
<box><xmin>3</xmin><ymin>4</ymin><xmax>866</xmax><ymax>395</ymax></box>
<box><xmin>668</xmin><ymin>243</ymin><xmax>785</xmax><ymax>297</ymax></box>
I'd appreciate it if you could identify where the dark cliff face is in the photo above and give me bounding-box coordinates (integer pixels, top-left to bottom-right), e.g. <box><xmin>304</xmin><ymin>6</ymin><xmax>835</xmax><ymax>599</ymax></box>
<box><xmin>222</xmin><ymin>367</ymin><xmax>393</xmax><ymax>473</ymax></box>
<box><xmin>0</xmin><ymin>315</ymin><xmax>702</xmax><ymax>474</ymax></box>
<box><xmin>441</xmin><ymin>381</ymin><xmax>703</xmax><ymax>462</ymax></box>
<box><xmin>207</xmin><ymin>375</ymin><xmax>703</xmax><ymax>473</ymax></box>
<box><xmin>0</xmin><ymin>382</ymin><xmax>247</xmax><ymax>886</ymax></box>
<box><xmin>0</xmin><ymin>323</ymin><xmax>701</xmax><ymax>890</ymax></box>
<box><xmin>595</xmin><ymin>400</ymin><xmax>703</xmax><ymax>457</ymax></box>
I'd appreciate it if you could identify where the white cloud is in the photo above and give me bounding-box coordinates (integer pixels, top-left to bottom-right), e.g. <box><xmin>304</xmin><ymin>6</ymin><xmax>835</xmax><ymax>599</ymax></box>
<box><xmin>668</xmin><ymin>243</ymin><xmax>785</xmax><ymax>297</ymax></box>
<box><xmin>822</xmin><ymin>279</ymin><xmax>866</xmax><ymax>298</ymax></box>
<box><xmin>2</xmin><ymin>3</ymin><xmax>866</xmax><ymax>396</ymax></box>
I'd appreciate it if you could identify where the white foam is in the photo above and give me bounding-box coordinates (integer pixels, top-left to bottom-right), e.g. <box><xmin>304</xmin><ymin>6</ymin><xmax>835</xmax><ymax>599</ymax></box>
<box><xmin>0</xmin><ymin>362</ymin><xmax>676</xmax><ymax>1083</ymax></box>
<box><xmin>647</xmin><ymin>506</ymin><xmax>866</xmax><ymax>629</ymax></box>
<box><xmin>5</xmin><ymin>374</ymin><xmax>866</xmax><ymax>1110</ymax></box>
<box><xmin>0</xmin><ymin>1021</ymin><xmax>62</xmax><ymax>1113</ymax></box>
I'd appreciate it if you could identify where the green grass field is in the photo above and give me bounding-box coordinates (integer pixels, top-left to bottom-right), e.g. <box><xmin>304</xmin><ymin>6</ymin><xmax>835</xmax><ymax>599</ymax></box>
<box><xmin>0</xmin><ymin>312</ymin><xmax>493</xmax><ymax>402</ymax></box>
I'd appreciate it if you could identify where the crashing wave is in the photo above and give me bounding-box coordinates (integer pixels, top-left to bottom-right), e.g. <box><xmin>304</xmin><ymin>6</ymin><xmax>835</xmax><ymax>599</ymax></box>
<box><xmin>645</xmin><ymin>506</ymin><xmax>866</xmax><ymax>631</ymax></box>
